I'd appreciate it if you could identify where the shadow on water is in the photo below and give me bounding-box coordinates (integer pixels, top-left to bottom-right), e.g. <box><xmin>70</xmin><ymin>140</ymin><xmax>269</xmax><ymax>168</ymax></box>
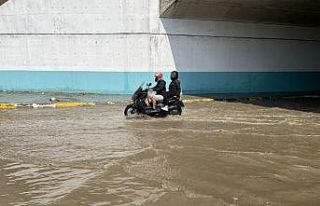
<box><xmin>193</xmin><ymin>93</ymin><xmax>320</xmax><ymax>113</ymax></box>
<box><xmin>238</xmin><ymin>97</ymin><xmax>320</xmax><ymax>113</ymax></box>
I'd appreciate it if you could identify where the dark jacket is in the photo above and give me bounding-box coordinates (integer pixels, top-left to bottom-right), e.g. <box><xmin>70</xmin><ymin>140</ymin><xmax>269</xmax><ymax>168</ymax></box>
<box><xmin>152</xmin><ymin>79</ymin><xmax>166</xmax><ymax>97</ymax></box>
<box><xmin>167</xmin><ymin>79</ymin><xmax>181</xmax><ymax>98</ymax></box>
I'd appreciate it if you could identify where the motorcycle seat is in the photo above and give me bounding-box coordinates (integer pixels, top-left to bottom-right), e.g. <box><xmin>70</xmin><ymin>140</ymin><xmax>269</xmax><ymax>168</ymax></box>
<box><xmin>157</xmin><ymin>103</ymin><xmax>165</xmax><ymax>107</ymax></box>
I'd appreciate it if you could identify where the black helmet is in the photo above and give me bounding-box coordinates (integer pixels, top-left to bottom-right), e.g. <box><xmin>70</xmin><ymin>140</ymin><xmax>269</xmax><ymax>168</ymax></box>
<box><xmin>170</xmin><ymin>71</ymin><xmax>179</xmax><ymax>80</ymax></box>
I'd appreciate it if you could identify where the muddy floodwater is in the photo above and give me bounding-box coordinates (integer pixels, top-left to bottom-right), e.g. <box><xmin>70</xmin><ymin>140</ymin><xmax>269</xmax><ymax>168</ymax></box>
<box><xmin>1</xmin><ymin>99</ymin><xmax>320</xmax><ymax>206</ymax></box>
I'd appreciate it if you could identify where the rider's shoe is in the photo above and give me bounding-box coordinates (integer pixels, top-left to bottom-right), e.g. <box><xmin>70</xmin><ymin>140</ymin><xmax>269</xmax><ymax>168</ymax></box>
<box><xmin>161</xmin><ymin>106</ymin><xmax>169</xmax><ymax>111</ymax></box>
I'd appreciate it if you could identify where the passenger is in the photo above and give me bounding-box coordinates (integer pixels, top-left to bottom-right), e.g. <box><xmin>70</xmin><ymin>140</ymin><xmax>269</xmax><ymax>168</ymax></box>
<box><xmin>148</xmin><ymin>72</ymin><xmax>166</xmax><ymax>110</ymax></box>
<box><xmin>167</xmin><ymin>71</ymin><xmax>181</xmax><ymax>100</ymax></box>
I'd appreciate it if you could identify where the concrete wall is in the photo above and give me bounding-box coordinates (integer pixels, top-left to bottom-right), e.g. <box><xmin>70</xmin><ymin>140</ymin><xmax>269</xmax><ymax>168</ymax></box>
<box><xmin>0</xmin><ymin>0</ymin><xmax>320</xmax><ymax>95</ymax></box>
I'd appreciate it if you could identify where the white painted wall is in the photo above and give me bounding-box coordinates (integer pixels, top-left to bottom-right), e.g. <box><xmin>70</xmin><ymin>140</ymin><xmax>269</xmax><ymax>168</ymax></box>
<box><xmin>0</xmin><ymin>0</ymin><xmax>320</xmax><ymax>72</ymax></box>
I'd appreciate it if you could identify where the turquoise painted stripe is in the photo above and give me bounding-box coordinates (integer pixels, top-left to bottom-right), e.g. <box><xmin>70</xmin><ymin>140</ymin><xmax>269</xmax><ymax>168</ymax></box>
<box><xmin>0</xmin><ymin>71</ymin><xmax>162</xmax><ymax>94</ymax></box>
<box><xmin>0</xmin><ymin>71</ymin><xmax>319</xmax><ymax>95</ymax></box>
<box><xmin>179</xmin><ymin>72</ymin><xmax>320</xmax><ymax>94</ymax></box>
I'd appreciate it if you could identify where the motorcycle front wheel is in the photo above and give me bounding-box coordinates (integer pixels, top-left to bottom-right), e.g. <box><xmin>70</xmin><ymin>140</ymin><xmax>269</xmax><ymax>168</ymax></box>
<box><xmin>124</xmin><ymin>104</ymin><xmax>137</xmax><ymax>116</ymax></box>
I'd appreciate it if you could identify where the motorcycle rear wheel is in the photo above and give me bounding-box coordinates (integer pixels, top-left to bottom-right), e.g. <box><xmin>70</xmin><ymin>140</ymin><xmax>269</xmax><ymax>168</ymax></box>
<box><xmin>124</xmin><ymin>104</ymin><xmax>137</xmax><ymax>116</ymax></box>
<box><xmin>169</xmin><ymin>105</ymin><xmax>182</xmax><ymax>116</ymax></box>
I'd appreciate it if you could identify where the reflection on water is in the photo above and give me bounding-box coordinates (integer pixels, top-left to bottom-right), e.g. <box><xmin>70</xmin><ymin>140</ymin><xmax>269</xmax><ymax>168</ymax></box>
<box><xmin>1</xmin><ymin>101</ymin><xmax>320</xmax><ymax>205</ymax></box>
<box><xmin>2</xmin><ymin>162</ymin><xmax>95</xmax><ymax>205</ymax></box>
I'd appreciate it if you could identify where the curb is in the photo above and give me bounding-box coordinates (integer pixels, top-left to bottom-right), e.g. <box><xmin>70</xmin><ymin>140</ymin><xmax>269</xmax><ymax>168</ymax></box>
<box><xmin>55</xmin><ymin>102</ymin><xmax>96</xmax><ymax>108</ymax></box>
<box><xmin>0</xmin><ymin>102</ymin><xmax>96</xmax><ymax>110</ymax></box>
<box><xmin>0</xmin><ymin>103</ymin><xmax>17</xmax><ymax>109</ymax></box>
<box><xmin>0</xmin><ymin>98</ymin><xmax>214</xmax><ymax>110</ymax></box>
<box><xmin>183</xmin><ymin>98</ymin><xmax>214</xmax><ymax>104</ymax></box>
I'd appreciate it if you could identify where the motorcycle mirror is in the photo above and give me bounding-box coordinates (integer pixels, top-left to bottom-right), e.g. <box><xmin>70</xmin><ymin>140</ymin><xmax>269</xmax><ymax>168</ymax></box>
<box><xmin>139</xmin><ymin>82</ymin><xmax>145</xmax><ymax>87</ymax></box>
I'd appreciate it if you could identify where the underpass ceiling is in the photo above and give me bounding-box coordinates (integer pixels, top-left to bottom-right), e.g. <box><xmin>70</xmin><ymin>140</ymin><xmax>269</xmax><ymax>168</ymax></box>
<box><xmin>160</xmin><ymin>0</ymin><xmax>320</xmax><ymax>27</ymax></box>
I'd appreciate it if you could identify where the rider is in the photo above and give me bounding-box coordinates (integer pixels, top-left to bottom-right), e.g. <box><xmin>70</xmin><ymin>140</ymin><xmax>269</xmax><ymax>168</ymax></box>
<box><xmin>148</xmin><ymin>72</ymin><xmax>166</xmax><ymax>110</ymax></box>
<box><xmin>167</xmin><ymin>71</ymin><xmax>181</xmax><ymax>100</ymax></box>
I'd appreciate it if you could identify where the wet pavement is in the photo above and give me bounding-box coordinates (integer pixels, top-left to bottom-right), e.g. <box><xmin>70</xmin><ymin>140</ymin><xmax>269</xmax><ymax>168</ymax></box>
<box><xmin>0</xmin><ymin>99</ymin><xmax>320</xmax><ymax>206</ymax></box>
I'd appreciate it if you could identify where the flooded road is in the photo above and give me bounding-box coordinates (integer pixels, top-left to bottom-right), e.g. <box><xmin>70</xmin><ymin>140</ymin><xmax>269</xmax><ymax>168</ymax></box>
<box><xmin>1</xmin><ymin>100</ymin><xmax>320</xmax><ymax>205</ymax></box>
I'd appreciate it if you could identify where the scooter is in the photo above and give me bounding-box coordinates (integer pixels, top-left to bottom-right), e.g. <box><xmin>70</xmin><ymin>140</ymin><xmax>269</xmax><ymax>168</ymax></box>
<box><xmin>124</xmin><ymin>83</ymin><xmax>184</xmax><ymax>117</ymax></box>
